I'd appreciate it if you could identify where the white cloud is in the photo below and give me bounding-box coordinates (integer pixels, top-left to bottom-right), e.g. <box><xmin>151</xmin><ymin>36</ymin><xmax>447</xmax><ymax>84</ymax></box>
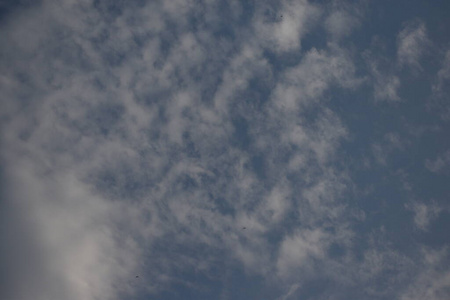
<box><xmin>376</xmin><ymin>75</ymin><xmax>401</xmax><ymax>101</ymax></box>
<box><xmin>400</xmin><ymin>247</ymin><xmax>450</xmax><ymax>300</ymax></box>
<box><xmin>273</xmin><ymin>46</ymin><xmax>359</xmax><ymax>111</ymax></box>
<box><xmin>397</xmin><ymin>20</ymin><xmax>429</xmax><ymax>70</ymax></box>
<box><xmin>2</xmin><ymin>160</ymin><xmax>140</xmax><ymax>300</ymax></box>
<box><xmin>425</xmin><ymin>150</ymin><xmax>450</xmax><ymax>173</ymax></box>
<box><xmin>325</xmin><ymin>10</ymin><xmax>355</xmax><ymax>39</ymax></box>
<box><xmin>364</xmin><ymin>49</ymin><xmax>401</xmax><ymax>102</ymax></box>
<box><xmin>276</xmin><ymin>229</ymin><xmax>328</xmax><ymax>278</ymax></box>
<box><xmin>405</xmin><ymin>201</ymin><xmax>442</xmax><ymax>231</ymax></box>
<box><xmin>277</xmin><ymin>283</ymin><xmax>301</xmax><ymax>300</ymax></box>
<box><xmin>432</xmin><ymin>49</ymin><xmax>450</xmax><ymax>95</ymax></box>
<box><xmin>372</xmin><ymin>132</ymin><xmax>405</xmax><ymax>165</ymax></box>
<box><xmin>252</xmin><ymin>0</ymin><xmax>321</xmax><ymax>53</ymax></box>
<box><xmin>324</xmin><ymin>1</ymin><xmax>363</xmax><ymax>40</ymax></box>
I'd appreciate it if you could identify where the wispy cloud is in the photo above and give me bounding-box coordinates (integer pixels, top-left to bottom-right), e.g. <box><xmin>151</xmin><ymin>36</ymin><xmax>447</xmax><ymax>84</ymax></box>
<box><xmin>252</xmin><ymin>0</ymin><xmax>321</xmax><ymax>53</ymax></box>
<box><xmin>406</xmin><ymin>200</ymin><xmax>443</xmax><ymax>231</ymax></box>
<box><xmin>425</xmin><ymin>150</ymin><xmax>450</xmax><ymax>173</ymax></box>
<box><xmin>364</xmin><ymin>47</ymin><xmax>401</xmax><ymax>102</ymax></box>
<box><xmin>371</xmin><ymin>132</ymin><xmax>405</xmax><ymax>165</ymax></box>
<box><xmin>400</xmin><ymin>247</ymin><xmax>450</xmax><ymax>300</ymax></box>
<box><xmin>397</xmin><ymin>19</ymin><xmax>429</xmax><ymax>71</ymax></box>
<box><xmin>324</xmin><ymin>1</ymin><xmax>364</xmax><ymax>41</ymax></box>
<box><xmin>432</xmin><ymin>49</ymin><xmax>450</xmax><ymax>95</ymax></box>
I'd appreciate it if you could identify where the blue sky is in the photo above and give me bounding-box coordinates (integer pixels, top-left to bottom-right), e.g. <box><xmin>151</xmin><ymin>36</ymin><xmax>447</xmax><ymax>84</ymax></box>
<box><xmin>1</xmin><ymin>1</ymin><xmax>449</xmax><ymax>299</ymax></box>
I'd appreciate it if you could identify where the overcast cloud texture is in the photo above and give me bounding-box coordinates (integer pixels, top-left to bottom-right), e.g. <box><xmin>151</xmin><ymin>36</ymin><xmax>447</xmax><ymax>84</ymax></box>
<box><xmin>1</xmin><ymin>1</ymin><xmax>449</xmax><ymax>300</ymax></box>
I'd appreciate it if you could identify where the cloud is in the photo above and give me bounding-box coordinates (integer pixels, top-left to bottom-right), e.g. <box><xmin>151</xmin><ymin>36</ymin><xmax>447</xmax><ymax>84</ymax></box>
<box><xmin>400</xmin><ymin>247</ymin><xmax>450</xmax><ymax>300</ymax></box>
<box><xmin>371</xmin><ymin>132</ymin><xmax>405</xmax><ymax>165</ymax></box>
<box><xmin>252</xmin><ymin>0</ymin><xmax>321</xmax><ymax>53</ymax></box>
<box><xmin>397</xmin><ymin>19</ymin><xmax>429</xmax><ymax>71</ymax></box>
<box><xmin>406</xmin><ymin>201</ymin><xmax>443</xmax><ymax>231</ymax></box>
<box><xmin>324</xmin><ymin>1</ymin><xmax>364</xmax><ymax>40</ymax></box>
<box><xmin>1</xmin><ymin>1</ymin><xmax>449</xmax><ymax>300</ymax></box>
<box><xmin>277</xmin><ymin>283</ymin><xmax>301</xmax><ymax>300</ymax></box>
<box><xmin>425</xmin><ymin>150</ymin><xmax>450</xmax><ymax>173</ymax></box>
<box><xmin>272</xmin><ymin>45</ymin><xmax>360</xmax><ymax>111</ymax></box>
<box><xmin>432</xmin><ymin>49</ymin><xmax>450</xmax><ymax>95</ymax></box>
<box><xmin>0</xmin><ymin>0</ymin><xmax>356</xmax><ymax>297</ymax></box>
<box><xmin>428</xmin><ymin>49</ymin><xmax>450</xmax><ymax>120</ymax></box>
<box><xmin>1</xmin><ymin>161</ymin><xmax>140</xmax><ymax>300</ymax></box>
<box><xmin>276</xmin><ymin>228</ymin><xmax>328</xmax><ymax>278</ymax></box>
<box><xmin>364</xmin><ymin>48</ymin><xmax>401</xmax><ymax>102</ymax></box>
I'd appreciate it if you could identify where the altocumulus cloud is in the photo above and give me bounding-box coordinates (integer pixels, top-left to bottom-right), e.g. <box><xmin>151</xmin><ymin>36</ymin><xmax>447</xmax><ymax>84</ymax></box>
<box><xmin>1</xmin><ymin>1</ymin><xmax>450</xmax><ymax>300</ymax></box>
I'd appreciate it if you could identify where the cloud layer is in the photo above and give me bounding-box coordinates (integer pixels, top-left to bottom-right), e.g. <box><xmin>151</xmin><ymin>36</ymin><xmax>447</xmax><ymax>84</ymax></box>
<box><xmin>1</xmin><ymin>1</ymin><xmax>449</xmax><ymax>300</ymax></box>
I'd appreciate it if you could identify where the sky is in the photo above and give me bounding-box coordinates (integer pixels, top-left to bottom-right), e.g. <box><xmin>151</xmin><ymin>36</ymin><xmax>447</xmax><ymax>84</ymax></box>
<box><xmin>1</xmin><ymin>0</ymin><xmax>450</xmax><ymax>299</ymax></box>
